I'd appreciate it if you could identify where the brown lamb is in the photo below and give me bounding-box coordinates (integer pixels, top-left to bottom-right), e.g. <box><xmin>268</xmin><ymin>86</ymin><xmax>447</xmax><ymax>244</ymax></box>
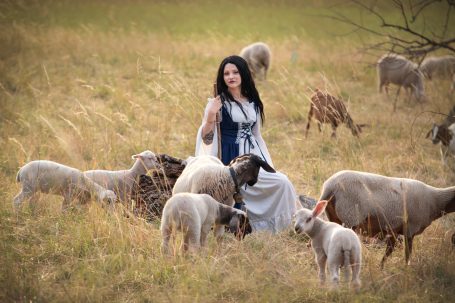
<box><xmin>305</xmin><ymin>89</ymin><xmax>364</xmax><ymax>138</ymax></box>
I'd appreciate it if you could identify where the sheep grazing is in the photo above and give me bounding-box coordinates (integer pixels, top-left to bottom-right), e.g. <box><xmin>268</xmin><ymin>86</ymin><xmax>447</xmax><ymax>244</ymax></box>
<box><xmin>319</xmin><ymin>170</ymin><xmax>455</xmax><ymax>268</ymax></box>
<box><xmin>160</xmin><ymin>193</ymin><xmax>248</xmax><ymax>254</ymax></box>
<box><xmin>305</xmin><ymin>89</ymin><xmax>364</xmax><ymax>138</ymax></box>
<box><xmin>420</xmin><ymin>55</ymin><xmax>455</xmax><ymax>90</ymax></box>
<box><xmin>294</xmin><ymin>200</ymin><xmax>362</xmax><ymax>291</ymax></box>
<box><xmin>239</xmin><ymin>42</ymin><xmax>271</xmax><ymax>80</ymax></box>
<box><xmin>13</xmin><ymin>160</ymin><xmax>117</xmax><ymax>211</ymax></box>
<box><xmin>84</xmin><ymin>150</ymin><xmax>160</xmax><ymax>202</ymax></box>
<box><xmin>377</xmin><ymin>53</ymin><xmax>425</xmax><ymax>108</ymax></box>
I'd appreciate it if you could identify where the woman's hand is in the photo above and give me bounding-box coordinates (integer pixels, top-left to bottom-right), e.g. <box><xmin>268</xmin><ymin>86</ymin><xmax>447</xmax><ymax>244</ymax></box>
<box><xmin>207</xmin><ymin>95</ymin><xmax>222</xmax><ymax>116</ymax></box>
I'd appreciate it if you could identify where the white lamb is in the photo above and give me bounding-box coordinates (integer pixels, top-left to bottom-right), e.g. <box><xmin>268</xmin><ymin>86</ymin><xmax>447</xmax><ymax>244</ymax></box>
<box><xmin>319</xmin><ymin>170</ymin><xmax>455</xmax><ymax>268</ymax></box>
<box><xmin>294</xmin><ymin>200</ymin><xmax>362</xmax><ymax>291</ymax></box>
<box><xmin>13</xmin><ymin>160</ymin><xmax>117</xmax><ymax>210</ymax></box>
<box><xmin>377</xmin><ymin>53</ymin><xmax>425</xmax><ymax>107</ymax></box>
<box><xmin>239</xmin><ymin>42</ymin><xmax>271</xmax><ymax>80</ymax></box>
<box><xmin>84</xmin><ymin>150</ymin><xmax>160</xmax><ymax>202</ymax></box>
<box><xmin>160</xmin><ymin>192</ymin><xmax>248</xmax><ymax>254</ymax></box>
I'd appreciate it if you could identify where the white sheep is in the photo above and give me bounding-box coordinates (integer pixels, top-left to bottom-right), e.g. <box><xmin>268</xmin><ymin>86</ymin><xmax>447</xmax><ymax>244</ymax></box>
<box><xmin>173</xmin><ymin>154</ymin><xmax>275</xmax><ymax>207</ymax></box>
<box><xmin>294</xmin><ymin>200</ymin><xmax>362</xmax><ymax>290</ymax></box>
<box><xmin>318</xmin><ymin>170</ymin><xmax>455</xmax><ymax>268</ymax></box>
<box><xmin>377</xmin><ymin>53</ymin><xmax>425</xmax><ymax>105</ymax></box>
<box><xmin>239</xmin><ymin>42</ymin><xmax>271</xmax><ymax>80</ymax></box>
<box><xmin>160</xmin><ymin>192</ymin><xmax>248</xmax><ymax>254</ymax></box>
<box><xmin>420</xmin><ymin>55</ymin><xmax>455</xmax><ymax>90</ymax></box>
<box><xmin>13</xmin><ymin>160</ymin><xmax>117</xmax><ymax>211</ymax></box>
<box><xmin>84</xmin><ymin>150</ymin><xmax>160</xmax><ymax>202</ymax></box>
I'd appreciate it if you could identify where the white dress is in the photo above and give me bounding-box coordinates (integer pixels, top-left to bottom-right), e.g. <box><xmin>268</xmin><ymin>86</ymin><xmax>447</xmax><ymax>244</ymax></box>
<box><xmin>195</xmin><ymin>98</ymin><xmax>297</xmax><ymax>233</ymax></box>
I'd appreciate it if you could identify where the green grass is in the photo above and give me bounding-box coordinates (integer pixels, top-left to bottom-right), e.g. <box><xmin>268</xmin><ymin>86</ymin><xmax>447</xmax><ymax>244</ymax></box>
<box><xmin>1</xmin><ymin>0</ymin><xmax>455</xmax><ymax>302</ymax></box>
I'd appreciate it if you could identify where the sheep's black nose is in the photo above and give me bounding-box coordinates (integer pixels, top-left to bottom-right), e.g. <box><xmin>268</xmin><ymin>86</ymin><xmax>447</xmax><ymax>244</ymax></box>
<box><xmin>294</xmin><ymin>225</ymin><xmax>301</xmax><ymax>234</ymax></box>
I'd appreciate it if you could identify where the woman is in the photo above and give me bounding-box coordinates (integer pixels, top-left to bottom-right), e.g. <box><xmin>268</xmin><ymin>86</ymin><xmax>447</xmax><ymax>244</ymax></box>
<box><xmin>195</xmin><ymin>55</ymin><xmax>297</xmax><ymax>233</ymax></box>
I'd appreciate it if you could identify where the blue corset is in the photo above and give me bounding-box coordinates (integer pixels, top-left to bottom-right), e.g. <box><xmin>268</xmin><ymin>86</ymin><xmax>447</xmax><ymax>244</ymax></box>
<box><xmin>220</xmin><ymin>105</ymin><xmax>257</xmax><ymax>165</ymax></box>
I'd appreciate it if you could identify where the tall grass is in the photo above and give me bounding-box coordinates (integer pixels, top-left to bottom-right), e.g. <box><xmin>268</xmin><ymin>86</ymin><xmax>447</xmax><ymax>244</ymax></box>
<box><xmin>1</xmin><ymin>0</ymin><xmax>454</xmax><ymax>302</ymax></box>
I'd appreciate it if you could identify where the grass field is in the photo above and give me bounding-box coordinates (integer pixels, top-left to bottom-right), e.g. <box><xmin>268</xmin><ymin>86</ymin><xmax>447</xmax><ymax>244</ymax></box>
<box><xmin>1</xmin><ymin>0</ymin><xmax>455</xmax><ymax>302</ymax></box>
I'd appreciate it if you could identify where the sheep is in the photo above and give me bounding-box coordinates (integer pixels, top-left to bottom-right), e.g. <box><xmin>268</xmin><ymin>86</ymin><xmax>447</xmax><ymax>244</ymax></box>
<box><xmin>305</xmin><ymin>89</ymin><xmax>365</xmax><ymax>138</ymax></box>
<box><xmin>426</xmin><ymin>122</ymin><xmax>455</xmax><ymax>167</ymax></box>
<box><xmin>84</xmin><ymin>150</ymin><xmax>160</xmax><ymax>202</ymax></box>
<box><xmin>318</xmin><ymin>170</ymin><xmax>455</xmax><ymax>268</ymax></box>
<box><xmin>13</xmin><ymin>160</ymin><xmax>117</xmax><ymax>211</ymax></box>
<box><xmin>172</xmin><ymin>153</ymin><xmax>276</xmax><ymax>237</ymax></box>
<box><xmin>239</xmin><ymin>42</ymin><xmax>271</xmax><ymax>80</ymax></box>
<box><xmin>160</xmin><ymin>192</ymin><xmax>248</xmax><ymax>254</ymax></box>
<box><xmin>377</xmin><ymin>53</ymin><xmax>425</xmax><ymax>108</ymax></box>
<box><xmin>420</xmin><ymin>55</ymin><xmax>455</xmax><ymax>90</ymax></box>
<box><xmin>294</xmin><ymin>200</ymin><xmax>362</xmax><ymax>291</ymax></box>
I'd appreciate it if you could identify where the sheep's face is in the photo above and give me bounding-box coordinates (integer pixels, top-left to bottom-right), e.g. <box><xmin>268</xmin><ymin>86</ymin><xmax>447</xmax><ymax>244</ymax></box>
<box><xmin>229</xmin><ymin>210</ymin><xmax>250</xmax><ymax>238</ymax></box>
<box><xmin>100</xmin><ymin>190</ymin><xmax>117</xmax><ymax>204</ymax></box>
<box><xmin>132</xmin><ymin>150</ymin><xmax>160</xmax><ymax>170</ymax></box>
<box><xmin>294</xmin><ymin>200</ymin><xmax>328</xmax><ymax>235</ymax></box>
<box><xmin>294</xmin><ymin>209</ymin><xmax>315</xmax><ymax>234</ymax></box>
<box><xmin>429</xmin><ymin>124</ymin><xmax>441</xmax><ymax>144</ymax></box>
<box><xmin>229</xmin><ymin>154</ymin><xmax>275</xmax><ymax>186</ymax></box>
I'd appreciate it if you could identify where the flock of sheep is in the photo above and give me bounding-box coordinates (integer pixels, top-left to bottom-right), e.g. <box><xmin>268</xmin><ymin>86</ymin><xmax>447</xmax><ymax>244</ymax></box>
<box><xmin>11</xmin><ymin>42</ymin><xmax>455</xmax><ymax>291</ymax></box>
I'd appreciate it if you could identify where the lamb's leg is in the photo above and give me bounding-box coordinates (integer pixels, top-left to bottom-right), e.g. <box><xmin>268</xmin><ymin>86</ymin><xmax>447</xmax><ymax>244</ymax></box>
<box><xmin>380</xmin><ymin>234</ymin><xmax>397</xmax><ymax>269</ymax></box>
<box><xmin>161</xmin><ymin>224</ymin><xmax>172</xmax><ymax>255</ymax></box>
<box><xmin>214</xmin><ymin>225</ymin><xmax>225</xmax><ymax>244</ymax></box>
<box><xmin>305</xmin><ymin>107</ymin><xmax>313</xmax><ymax>137</ymax></box>
<box><xmin>315</xmin><ymin>253</ymin><xmax>327</xmax><ymax>284</ymax></box>
<box><xmin>13</xmin><ymin>188</ymin><xmax>33</xmax><ymax>210</ymax></box>
<box><xmin>183</xmin><ymin>227</ymin><xmax>201</xmax><ymax>253</ymax></box>
<box><xmin>404</xmin><ymin>235</ymin><xmax>414</xmax><ymax>266</ymax></box>
<box><xmin>200</xmin><ymin>224</ymin><xmax>212</xmax><ymax>248</ymax></box>
<box><xmin>351</xmin><ymin>260</ymin><xmax>361</xmax><ymax>292</ymax></box>
<box><xmin>327</xmin><ymin>256</ymin><xmax>341</xmax><ymax>289</ymax></box>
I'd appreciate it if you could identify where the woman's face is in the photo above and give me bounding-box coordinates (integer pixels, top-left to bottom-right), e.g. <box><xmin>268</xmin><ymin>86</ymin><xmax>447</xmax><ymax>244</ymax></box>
<box><xmin>223</xmin><ymin>63</ymin><xmax>242</xmax><ymax>90</ymax></box>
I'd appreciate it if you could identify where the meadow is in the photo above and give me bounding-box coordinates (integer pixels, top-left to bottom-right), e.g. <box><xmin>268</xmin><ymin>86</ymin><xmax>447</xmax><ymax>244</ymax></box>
<box><xmin>1</xmin><ymin>0</ymin><xmax>454</xmax><ymax>302</ymax></box>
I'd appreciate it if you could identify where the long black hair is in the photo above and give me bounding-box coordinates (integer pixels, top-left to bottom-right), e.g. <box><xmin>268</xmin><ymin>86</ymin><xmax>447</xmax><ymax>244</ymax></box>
<box><xmin>215</xmin><ymin>55</ymin><xmax>265</xmax><ymax>124</ymax></box>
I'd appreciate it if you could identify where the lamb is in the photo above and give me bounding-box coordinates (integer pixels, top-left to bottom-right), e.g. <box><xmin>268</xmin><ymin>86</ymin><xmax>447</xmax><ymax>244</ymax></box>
<box><xmin>160</xmin><ymin>192</ymin><xmax>248</xmax><ymax>254</ymax></box>
<box><xmin>377</xmin><ymin>53</ymin><xmax>425</xmax><ymax>108</ymax></box>
<box><xmin>172</xmin><ymin>154</ymin><xmax>276</xmax><ymax>237</ymax></box>
<box><xmin>305</xmin><ymin>89</ymin><xmax>365</xmax><ymax>138</ymax></box>
<box><xmin>239</xmin><ymin>42</ymin><xmax>271</xmax><ymax>80</ymax></box>
<box><xmin>319</xmin><ymin>170</ymin><xmax>455</xmax><ymax>268</ymax></box>
<box><xmin>84</xmin><ymin>150</ymin><xmax>160</xmax><ymax>202</ymax></box>
<box><xmin>294</xmin><ymin>200</ymin><xmax>362</xmax><ymax>290</ymax></box>
<box><xmin>13</xmin><ymin>160</ymin><xmax>117</xmax><ymax>211</ymax></box>
<box><xmin>420</xmin><ymin>55</ymin><xmax>455</xmax><ymax>90</ymax></box>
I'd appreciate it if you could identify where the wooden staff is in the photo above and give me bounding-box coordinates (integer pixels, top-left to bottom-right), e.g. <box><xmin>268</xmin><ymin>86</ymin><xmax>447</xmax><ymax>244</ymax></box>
<box><xmin>214</xmin><ymin>83</ymin><xmax>222</xmax><ymax>160</ymax></box>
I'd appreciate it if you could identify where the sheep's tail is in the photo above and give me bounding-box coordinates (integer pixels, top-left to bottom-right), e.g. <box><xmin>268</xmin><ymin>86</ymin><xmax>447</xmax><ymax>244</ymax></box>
<box><xmin>343</xmin><ymin>249</ymin><xmax>351</xmax><ymax>282</ymax></box>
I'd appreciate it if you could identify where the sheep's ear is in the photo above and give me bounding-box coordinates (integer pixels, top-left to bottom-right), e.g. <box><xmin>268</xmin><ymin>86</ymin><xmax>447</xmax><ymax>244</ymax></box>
<box><xmin>312</xmin><ymin>200</ymin><xmax>328</xmax><ymax>218</ymax></box>
<box><xmin>256</xmin><ymin>158</ymin><xmax>275</xmax><ymax>173</ymax></box>
<box><xmin>131</xmin><ymin>154</ymin><xmax>142</xmax><ymax>160</ymax></box>
<box><xmin>229</xmin><ymin>214</ymin><xmax>240</xmax><ymax>234</ymax></box>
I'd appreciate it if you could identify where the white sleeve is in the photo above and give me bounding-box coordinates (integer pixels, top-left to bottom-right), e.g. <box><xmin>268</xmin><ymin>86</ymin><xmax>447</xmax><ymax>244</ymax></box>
<box><xmin>195</xmin><ymin>98</ymin><xmax>219</xmax><ymax>157</ymax></box>
<box><xmin>252</xmin><ymin>114</ymin><xmax>274</xmax><ymax>167</ymax></box>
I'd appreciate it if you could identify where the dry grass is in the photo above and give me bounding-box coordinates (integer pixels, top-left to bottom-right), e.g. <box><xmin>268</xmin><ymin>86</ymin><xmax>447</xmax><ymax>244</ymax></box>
<box><xmin>1</xmin><ymin>0</ymin><xmax>454</xmax><ymax>302</ymax></box>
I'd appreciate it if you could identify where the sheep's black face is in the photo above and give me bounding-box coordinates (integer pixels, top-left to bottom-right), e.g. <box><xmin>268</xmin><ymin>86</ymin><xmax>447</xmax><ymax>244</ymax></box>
<box><xmin>229</xmin><ymin>154</ymin><xmax>275</xmax><ymax>187</ymax></box>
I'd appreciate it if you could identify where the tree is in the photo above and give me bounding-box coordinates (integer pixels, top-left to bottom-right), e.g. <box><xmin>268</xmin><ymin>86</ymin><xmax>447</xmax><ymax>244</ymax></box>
<box><xmin>328</xmin><ymin>0</ymin><xmax>455</xmax><ymax>61</ymax></box>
